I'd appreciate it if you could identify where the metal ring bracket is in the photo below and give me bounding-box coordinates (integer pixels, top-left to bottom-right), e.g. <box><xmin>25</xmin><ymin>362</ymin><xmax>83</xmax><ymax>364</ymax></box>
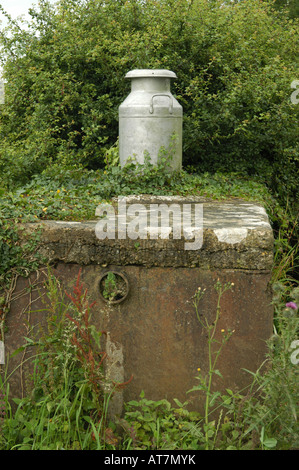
<box><xmin>98</xmin><ymin>270</ymin><xmax>129</xmax><ymax>304</ymax></box>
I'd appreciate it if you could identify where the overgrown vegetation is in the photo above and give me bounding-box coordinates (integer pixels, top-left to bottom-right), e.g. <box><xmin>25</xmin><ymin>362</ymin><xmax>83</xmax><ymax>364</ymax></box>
<box><xmin>0</xmin><ymin>269</ymin><xmax>131</xmax><ymax>450</ymax></box>
<box><xmin>0</xmin><ymin>0</ymin><xmax>298</xmax><ymax>451</ymax></box>
<box><xmin>121</xmin><ymin>282</ymin><xmax>299</xmax><ymax>451</ymax></box>
<box><xmin>0</xmin><ymin>0</ymin><xmax>298</xmax><ymax>203</ymax></box>
<box><xmin>1</xmin><ymin>272</ymin><xmax>297</xmax><ymax>450</ymax></box>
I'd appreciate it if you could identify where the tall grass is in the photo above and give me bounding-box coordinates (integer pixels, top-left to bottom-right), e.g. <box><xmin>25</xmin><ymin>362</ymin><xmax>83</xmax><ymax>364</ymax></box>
<box><xmin>0</xmin><ymin>269</ymin><xmax>122</xmax><ymax>450</ymax></box>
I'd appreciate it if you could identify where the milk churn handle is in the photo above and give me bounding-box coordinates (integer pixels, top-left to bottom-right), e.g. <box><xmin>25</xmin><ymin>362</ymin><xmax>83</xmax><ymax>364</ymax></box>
<box><xmin>149</xmin><ymin>94</ymin><xmax>173</xmax><ymax>114</ymax></box>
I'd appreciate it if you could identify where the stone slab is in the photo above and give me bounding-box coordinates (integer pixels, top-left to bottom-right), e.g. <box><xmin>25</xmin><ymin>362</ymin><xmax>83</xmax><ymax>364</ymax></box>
<box><xmin>19</xmin><ymin>198</ymin><xmax>273</xmax><ymax>270</ymax></box>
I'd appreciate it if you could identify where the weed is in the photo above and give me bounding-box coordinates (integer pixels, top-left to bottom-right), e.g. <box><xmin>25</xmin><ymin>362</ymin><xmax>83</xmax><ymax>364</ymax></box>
<box><xmin>121</xmin><ymin>391</ymin><xmax>203</xmax><ymax>450</ymax></box>
<box><xmin>187</xmin><ymin>281</ymin><xmax>235</xmax><ymax>449</ymax></box>
<box><xmin>0</xmin><ymin>269</ymin><xmax>131</xmax><ymax>450</ymax></box>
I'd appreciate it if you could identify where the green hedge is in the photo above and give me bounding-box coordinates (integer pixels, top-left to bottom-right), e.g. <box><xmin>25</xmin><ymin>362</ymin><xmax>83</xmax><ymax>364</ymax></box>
<box><xmin>0</xmin><ymin>0</ymin><xmax>298</xmax><ymax>200</ymax></box>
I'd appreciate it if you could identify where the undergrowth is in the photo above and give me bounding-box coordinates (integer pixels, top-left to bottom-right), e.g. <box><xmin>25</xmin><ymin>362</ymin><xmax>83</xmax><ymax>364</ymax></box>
<box><xmin>0</xmin><ymin>269</ymin><xmax>130</xmax><ymax>450</ymax></box>
<box><xmin>1</xmin><ymin>271</ymin><xmax>297</xmax><ymax>450</ymax></box>
<box><xmin>0</xmin><ymin>158</ymin><xmax>298</xmax><ymax>450</ymax></box>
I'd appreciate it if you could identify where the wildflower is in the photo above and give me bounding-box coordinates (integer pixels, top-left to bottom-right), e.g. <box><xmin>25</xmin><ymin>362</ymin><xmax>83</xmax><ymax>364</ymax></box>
<box><xmin>42</xmin><ymin>207</ymin><xmax>47</xmax><ymax>212</ymax></box>
<box><xmin>57</xmin><ymin>189</ymin><xmax>60</xmax><ymax>194</ymax></box>
<box><xmin>286</xmin><ymin>302</ymin><xmax>298</xmax><ymax>310</ymax></box>
<box><xmin>197</xmin><ymin>367</ymin><xmax>201</xmax><ymax>372</ymax></box>
<box><xmin>221</xmin><ymin>329</ymin><xmax>225</xmax><ymax>333</ymax></box>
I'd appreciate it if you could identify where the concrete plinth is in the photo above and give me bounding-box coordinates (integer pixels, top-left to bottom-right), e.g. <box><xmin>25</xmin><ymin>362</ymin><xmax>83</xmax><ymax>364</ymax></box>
<box><xmin>4</xmin><ymin>197</ymin><xmax>274</xmax><ymax>415</ymax></box>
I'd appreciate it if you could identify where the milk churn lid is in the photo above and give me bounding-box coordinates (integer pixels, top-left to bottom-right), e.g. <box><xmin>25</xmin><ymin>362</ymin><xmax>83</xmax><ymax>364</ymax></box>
<box><xmin>125</xmin><ymin>69</ymin><xmax>177</xmax><ymax>79</ymax></box>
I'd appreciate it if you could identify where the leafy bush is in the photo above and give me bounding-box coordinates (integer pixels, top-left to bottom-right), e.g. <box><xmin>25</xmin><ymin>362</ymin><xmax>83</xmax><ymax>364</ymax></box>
<box><xmin>270</xmin><ymin>0</ymin><xmax>299</xmax><ymax>19</ymax></box>
<box><xmin>121</xmin><ymin>392</ymin><xmax>203</xmax><ymax>450</ymax></box>
<box><xmin>0</xmin><ymin>0</ymin><xmax>298</xmax><ymax>201</ymax></box>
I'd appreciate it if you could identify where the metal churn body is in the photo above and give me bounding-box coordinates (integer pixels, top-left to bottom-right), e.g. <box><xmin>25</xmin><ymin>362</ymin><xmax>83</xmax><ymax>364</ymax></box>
<box><xmin>119</xmin><ymin>69</ymin><xmax>183</xmax><ymax>171</ymax></box>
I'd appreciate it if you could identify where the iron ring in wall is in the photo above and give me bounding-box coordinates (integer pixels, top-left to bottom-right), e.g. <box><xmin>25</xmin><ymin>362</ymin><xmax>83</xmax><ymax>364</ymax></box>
<box><xmin>98</xmin><ymin>270</ymin><xmax>129</xmax><ymax>304</ymax></box>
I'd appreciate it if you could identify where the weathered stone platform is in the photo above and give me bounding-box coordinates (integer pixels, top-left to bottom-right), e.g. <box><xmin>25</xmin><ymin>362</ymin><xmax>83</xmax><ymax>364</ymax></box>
<box><xmin>4</xmin><ymin>197</ymin><xmax>274</xmax><ymax>415</ymax></box>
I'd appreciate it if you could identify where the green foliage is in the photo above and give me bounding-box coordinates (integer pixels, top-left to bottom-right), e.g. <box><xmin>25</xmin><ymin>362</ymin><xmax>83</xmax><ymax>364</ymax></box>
<box><xmin>0</xmin><ymin>265</ymin><xmax>298</xmax><ymax>450</ymax></box>
<box><xmin>121</xmin><ymin>392</ymin><xmax>203</xmax><ymax>450</ymax></box>
<box><xmin>216</xmin><ymin>282</ymin><xmax>299</xmax><ymax>451</ymax></box>
<box><xmin>0</xmin><ymin>202</ymin><xmax>41</xmax><ymax>292</ymax></box>
<box><xmin>102</xmin><ymin>272</ymin><xmax>118</xmax><ymax>302</ymax></box>
<box><xmin>272</xmin><ymin>204</ymin><xmax>299</xmax><ymax>285</ymax></box>
<box><xmin>261</xmin><ymin>283</ymin><xmax>299</xmax><ymax>446</ymax></box>
<box><xmin>120</xmin><ymin>281</ymin><xmax>299</xmax><ymax>451</ymax></box>
<box><xmin>0</xmin><ymin>269</ymin><xmax>121</xmax><ymax>450</ymax></box>
<box><xmin>188</xmin><ymin>281</ymin><xmax>235</xmax><ymax>450</ymax></box>
<box><xmin>0</xmin><ymin>160</ymin><xmax>277</xmax><ymax>223</ymax></box>
<box><xmin>270</xmin><ymin>0</ymin><xmax>299</xmax><ymax>19</ymax></box>
<box><xmin>0</xmin><ymin>0</ymin><xmax>298</xmax><ymax>202</ymax></box>
<box><xmin>100</xmin><ymin>271</ymin><xmax>128</xmax><ymax>303</ymax></box>
<box><xmin>0</xmin><ymin>1</ymin><xmax>298</xmax><ymax>450</ymax></box>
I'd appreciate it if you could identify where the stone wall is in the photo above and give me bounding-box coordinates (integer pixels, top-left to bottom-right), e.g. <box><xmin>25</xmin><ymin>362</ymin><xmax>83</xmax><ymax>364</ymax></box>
<box><xmin>4</xmin><ymin>197</ymin><xmax>274</xmax><ymax>416</ymax></box>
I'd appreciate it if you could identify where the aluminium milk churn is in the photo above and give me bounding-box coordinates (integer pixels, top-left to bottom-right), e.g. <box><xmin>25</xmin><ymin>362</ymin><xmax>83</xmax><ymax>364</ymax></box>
<box><xmin>119</xmin><ymin>69</ymin><xmax>182</xmax><ymax>171</ymax></box>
